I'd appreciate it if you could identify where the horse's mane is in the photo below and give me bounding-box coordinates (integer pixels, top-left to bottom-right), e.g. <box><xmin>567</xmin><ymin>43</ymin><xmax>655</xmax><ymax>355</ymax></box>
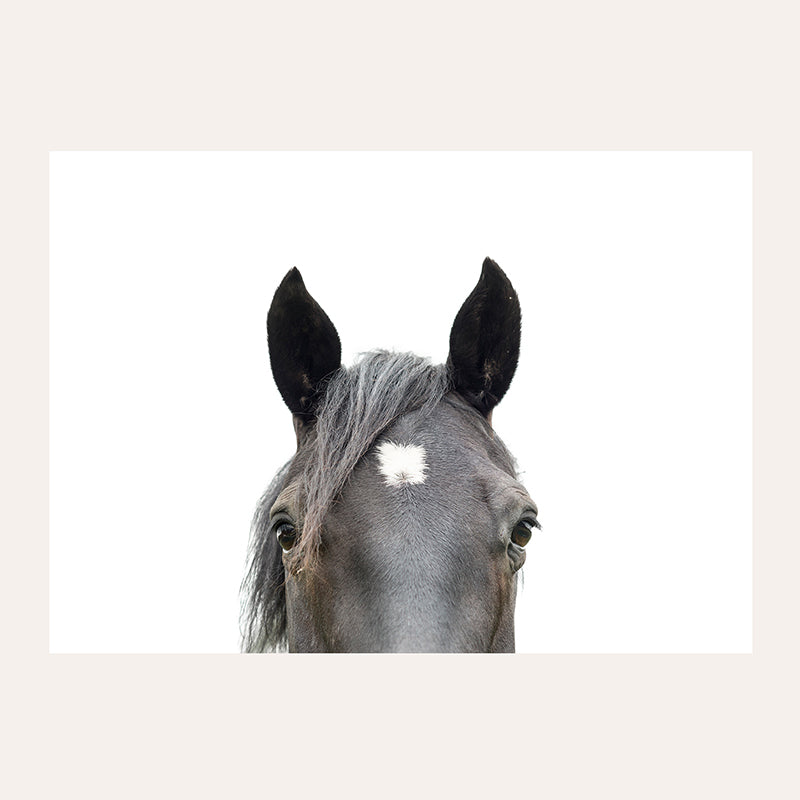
<box><xmin>240</xmin><ymin>460</ymin><xmax>292</xmax><ymax>653</ymax></box>
<box><xmin>240</xmin><ymin>350</ymin><xmax>452</xmax><ymax>652</ymax></box>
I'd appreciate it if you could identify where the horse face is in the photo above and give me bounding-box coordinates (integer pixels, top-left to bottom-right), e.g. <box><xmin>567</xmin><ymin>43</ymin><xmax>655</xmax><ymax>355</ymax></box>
<box><xmin>280</xmin><ymin>398</ymin><xmax>537</xmax><ymax>652</ymax></box>
<box><xmin>245</xmin><ymin>258</ymin><xmax>536</xmax><ymax>653</ymax></box>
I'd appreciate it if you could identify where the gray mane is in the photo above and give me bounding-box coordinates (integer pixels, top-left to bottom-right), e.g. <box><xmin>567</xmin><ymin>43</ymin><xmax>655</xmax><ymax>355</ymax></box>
<box><xmin>240</xmin><ymin>461</ymin><xmax>292</xmax><ymax>652</ymax></box>
<box><xmin>240</xmin><ymin>350</ymin><xmax>452</xmax><ymax>651</ymax></box>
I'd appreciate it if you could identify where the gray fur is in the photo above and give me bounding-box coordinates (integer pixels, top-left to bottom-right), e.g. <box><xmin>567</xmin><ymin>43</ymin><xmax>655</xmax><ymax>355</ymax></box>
<box><xmin>241</xmin><ymin>351</ymin><xmax>456</xmax><ymax>651</ymax></box>
<box><xmin>294</xmin><ymin>350</ymin><xmax>452</xmax><ymax>567</ymax></box>
<box><xmin>240</xmin><ymin>345</ymin><xmax>534</xmax><ymax>652</ymax></box>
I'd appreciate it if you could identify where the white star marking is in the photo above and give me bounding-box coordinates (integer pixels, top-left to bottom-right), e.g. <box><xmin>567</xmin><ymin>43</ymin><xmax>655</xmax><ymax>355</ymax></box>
<box><xmin>375</xmin><ymin>441</ymin><xmax>428</xmax><ymax>486</ymax></box>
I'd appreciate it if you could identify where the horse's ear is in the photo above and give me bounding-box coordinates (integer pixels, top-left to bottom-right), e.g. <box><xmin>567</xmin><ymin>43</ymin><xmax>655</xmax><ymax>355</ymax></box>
<box><xmin>447</xmin><ymin>258</ymin><xmax>521</xmax><ymax>417</ymax></box>
<box><xmin>267</xmin><ymin>268</ymin><xmax>342</xmax><ymax>418</ymax></box>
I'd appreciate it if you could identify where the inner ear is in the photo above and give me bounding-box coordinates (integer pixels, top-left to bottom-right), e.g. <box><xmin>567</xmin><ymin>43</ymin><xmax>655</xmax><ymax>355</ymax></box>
<box><xmin>447</xmin><ymin>257</ymin><xmax>521</xmax><ymax>416</ymax></box>
<box><xmin>267</xmin><ymin>268</ymin><xmax>342</xmax><ymax>418</ymax></box>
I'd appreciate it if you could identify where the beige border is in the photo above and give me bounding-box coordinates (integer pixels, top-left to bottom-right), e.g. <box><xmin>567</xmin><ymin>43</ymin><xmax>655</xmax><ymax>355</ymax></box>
<box><xmin>4</xmin><ymin>2</ymin><xmax>796</xmax><ymax>797</ymax></box>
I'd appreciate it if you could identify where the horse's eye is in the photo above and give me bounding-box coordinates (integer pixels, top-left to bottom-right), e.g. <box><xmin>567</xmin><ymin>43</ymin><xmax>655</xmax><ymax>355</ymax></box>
<box><xmin>511</xmin><ymin>519</ymin><xmax>536</xmax><ymax>547</ymax></box>
<box><xmin>276</xmin><ymin>522</ymin><xmax>297</xmax><ymax>552</ymax></box>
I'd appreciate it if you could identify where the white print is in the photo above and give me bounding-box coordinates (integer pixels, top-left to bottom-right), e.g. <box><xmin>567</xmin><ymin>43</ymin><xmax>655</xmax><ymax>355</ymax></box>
<box><xmin>375</xmin><ymin>441</ymin><xmax>428</xmax><ymax>486</ymax></box>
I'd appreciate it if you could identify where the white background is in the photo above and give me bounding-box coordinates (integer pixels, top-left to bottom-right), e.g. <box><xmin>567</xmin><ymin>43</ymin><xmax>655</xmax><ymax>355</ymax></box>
<box><xmin>49</xmin><ymin>152</ymin><xmax>751</xmax><ymax>653</ymax></box>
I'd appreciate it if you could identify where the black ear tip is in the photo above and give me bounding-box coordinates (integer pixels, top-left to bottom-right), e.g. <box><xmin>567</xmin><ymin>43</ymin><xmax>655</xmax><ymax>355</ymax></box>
<box><xmin>479</xmin><ymin>257</ymin><xmax>516</xmax><ymax>298</ymax></box>
<box><xmin>481</xmin><ymin>256</ymin><xmax>510</xmax><ymax>283</ymax></box>
<box><xmin>271</xmin><ymin>268</ymin><xmax>308</xmax><ymax>307</ymax></box>
<box><xmin>280</xmin><ymin>266</ymin><xmax>304</xmax><ymax>288</ymax></box>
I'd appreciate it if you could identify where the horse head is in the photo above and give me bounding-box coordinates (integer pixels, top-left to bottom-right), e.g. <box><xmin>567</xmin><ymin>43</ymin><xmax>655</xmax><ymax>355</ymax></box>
<box><xmin>242</xmin><ymin>258</ymin><xmax>538</xmax><ymax>652</ymax></box>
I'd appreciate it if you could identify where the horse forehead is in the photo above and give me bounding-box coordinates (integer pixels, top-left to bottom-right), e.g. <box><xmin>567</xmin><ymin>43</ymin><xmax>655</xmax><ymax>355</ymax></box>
<box><xmin>377</xmin><ymin>402</ymin><xmax>493</xmax><ymax>463</ymax></box>
<box><xmin>369</xmin><ymin>427</ymin><xmax>497</xmax><ymax>495</ymax></box>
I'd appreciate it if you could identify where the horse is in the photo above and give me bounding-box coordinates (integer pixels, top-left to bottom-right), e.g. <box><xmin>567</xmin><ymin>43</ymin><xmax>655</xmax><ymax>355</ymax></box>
<box><xmin>240</xmin><ymin>257</ymin><xmax>539</xmax><ymax>652</ymax></box>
